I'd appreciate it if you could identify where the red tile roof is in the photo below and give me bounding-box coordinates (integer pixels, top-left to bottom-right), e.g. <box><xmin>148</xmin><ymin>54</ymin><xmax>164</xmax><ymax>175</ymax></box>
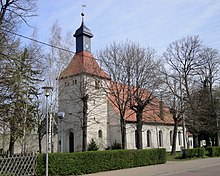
<box><xmin>59</xmin><ymin>51</ymin><xmax>110</xmax><ymax>79</ymax></box>
<box><xmin>60</xmin><ymin>52</ymin><xmax>173</xmax><ymax>125</ymax></box>
<box><xmin>108</xmin><ymin>81</ymin><xmax>174</xmax><ymax>125</ymax></box>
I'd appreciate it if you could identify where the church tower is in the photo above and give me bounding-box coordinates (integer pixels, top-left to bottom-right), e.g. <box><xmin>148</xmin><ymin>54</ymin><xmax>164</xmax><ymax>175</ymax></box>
<box><xmin>58</xmin><ymin>13</ymin><xmax>110</xmax><ymax>152</ymax></box>
<box><xmin>74</xmin><ymin>13</ymin><xmax>93</xmax><ymax>53</ymax></box>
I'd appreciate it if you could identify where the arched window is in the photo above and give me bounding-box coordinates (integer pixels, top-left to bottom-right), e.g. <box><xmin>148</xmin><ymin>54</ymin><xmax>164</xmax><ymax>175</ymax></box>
<box><xmin>98</xmin><ymin>130</ymin><xmax>102</xmax><ymax>138</ymax></box>
<box><xmin>69</xmin><ymin>132</ymin><xmax>74</xmax><ymax>152</ymax></box>
<box><xmin>178</xmin><ymin>131</ymin><xmax>182</xmax><ymax>146</ymax></box>
<box><xmin>159</xmin><ymin>130</ymin><xmax>163</xmax><ymax>147</ymax></box>
<box><xmin>147</xmin><ymin>130</ymin><xmax>151</xmax><ymax>147</ymax></box>
<box><xmin>135</xmin><ymin>130</ymin><xmax>138</xmax><ymax>148</ymax></box>
<box><xmin>170</xmin><ymin>130</ymin><xmax>173</xmax><ymax>146</ymax></box>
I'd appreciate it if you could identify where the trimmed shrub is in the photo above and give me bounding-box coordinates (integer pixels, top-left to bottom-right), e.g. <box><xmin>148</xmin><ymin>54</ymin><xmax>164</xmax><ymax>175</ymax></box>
<box><xmin>36</xmin><ymin>153</ymin><xmax>45</xmax><ymax>175</ymax></box>
<box><xmin>36</xmin><ymin>148</ymin><xmax>166</xmax><ymax>175</ymax></box>
<box><xmin>182</xmin><ymin>148</ymin><xmax>205</xmax><ymax>159</ymax></box>
<box><xmin>87</xmin><ymin>139</ymin><xmax>99</xmax><ymax>151</ymax></box>
<box><xmin>206</xmin><ymin>146</ymin><xmax>220</xmax><ymax>157</ymax></box>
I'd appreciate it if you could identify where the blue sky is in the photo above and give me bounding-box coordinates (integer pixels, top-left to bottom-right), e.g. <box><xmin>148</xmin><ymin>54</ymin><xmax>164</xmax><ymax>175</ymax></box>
<box><xmin>21</xmin><ymin>0</ymin><xmax>220</xmax><ymax>54</ymax></box>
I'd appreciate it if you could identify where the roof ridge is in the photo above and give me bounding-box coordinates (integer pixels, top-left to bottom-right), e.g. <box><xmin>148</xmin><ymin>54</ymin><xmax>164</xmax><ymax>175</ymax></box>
<box><xmin>59</xmin><ymin>51</ymin><xmax>110</xmax><ymax>79</ymax></box>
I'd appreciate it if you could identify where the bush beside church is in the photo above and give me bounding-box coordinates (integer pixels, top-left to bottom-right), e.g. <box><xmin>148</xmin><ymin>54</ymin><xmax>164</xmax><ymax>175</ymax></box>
<box><xmin>36</xmin><ymin>148</ymin><xmax>166</xmax><ymax>175</ymax></box>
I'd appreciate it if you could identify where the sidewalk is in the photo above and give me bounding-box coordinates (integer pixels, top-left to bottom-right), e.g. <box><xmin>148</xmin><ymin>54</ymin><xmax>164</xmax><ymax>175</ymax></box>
<box><xmin>85</xmin><ymin>157</ymin><xmax>220</xmax><ymax>176</ymax></box>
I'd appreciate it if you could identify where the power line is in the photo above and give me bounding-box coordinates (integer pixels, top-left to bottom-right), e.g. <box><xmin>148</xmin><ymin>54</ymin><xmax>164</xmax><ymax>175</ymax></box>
<box><xmin>1</xmin><ymin>28</ymin><xmax>115</xmax><ymax>66</ymax></box>
<box><xmin>1</xmin><ymin>28</ymin><xmax>116</xmax><ymax>66</ymax></box>
<box><xmin>0</xmin><ymin>28</ymin><xmax>157</xmax><ymax>69</ymax></box>
<box><xmin>2</xmin><ymin>29</ymin><xmax>76</xmax><ymax>54</ymax></box>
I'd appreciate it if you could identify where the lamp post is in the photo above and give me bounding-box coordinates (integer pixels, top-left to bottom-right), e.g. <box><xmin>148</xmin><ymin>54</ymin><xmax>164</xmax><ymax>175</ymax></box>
<box><xmin>57</xmin><ymin>112</ymin><xmax>65</xmax><ymax>153</ymax></box>
<box><xmin>42</xmin><ymin>86</ymin><xmax>53</xmax><ymax>176</ymax></box>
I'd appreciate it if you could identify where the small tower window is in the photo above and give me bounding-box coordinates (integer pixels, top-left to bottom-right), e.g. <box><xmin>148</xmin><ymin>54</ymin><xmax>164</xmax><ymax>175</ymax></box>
<box><xmin>95</xmin><ymin>80</ymin><xmax>100</xmax><ymax>89</ymax></box>
<box><xmin>98</xmin><ymin>130</ymin><xmax>102</xmax><ymax>138</ymax></box>
<box><xmin>72</xmin><ymin>79</ymin><xmax>77</xmax><ymax>85</ymax></box>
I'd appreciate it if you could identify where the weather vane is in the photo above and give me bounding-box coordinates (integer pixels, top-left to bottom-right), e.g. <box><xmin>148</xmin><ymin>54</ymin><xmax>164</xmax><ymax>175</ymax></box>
<box><xmin>81</xmin><ymin>5</ymin><xmax>86</xmax><ymax>21</ymax></box>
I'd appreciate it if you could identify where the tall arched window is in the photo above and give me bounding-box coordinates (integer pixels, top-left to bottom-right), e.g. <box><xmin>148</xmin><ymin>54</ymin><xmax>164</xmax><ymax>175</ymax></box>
<box><xmin>159</xmin><ymin>130</ymin><xmax>163</xmax><ymax>147</ymax></box>
<box><xmin>170</xmin><ymin>130</ymin><xmax>173</xmax><ymax>146</ymax></box>
<box><xmin>69</xmin><ymin>132</ymin><xmax>74</xmax><ymax>152</ymax></box>
<box><xmin>178</xmin><ymin>131</ymin><xmax>182</xmax><ymax>146</ymax></box>
<box><xmin>147</xmin><ymin>130</ymin><xmax>151</xmax><ymax>147</ymax></box>
<box><xmin>98</xmin><ymin>130</ymin><xmax>102</xmax><ymax>138</ymax></box>
<box><xmin>135</xmin><ymin>130</ymin><xmax>138</xmax><ymax>148</ymax></box>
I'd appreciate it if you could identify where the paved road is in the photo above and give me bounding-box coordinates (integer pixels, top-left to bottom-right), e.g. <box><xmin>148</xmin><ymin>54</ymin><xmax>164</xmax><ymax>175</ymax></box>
<box><xmin>85</xmin><ymin>157</ymin><xmax>220</xmax><ymax>176</ymax></box>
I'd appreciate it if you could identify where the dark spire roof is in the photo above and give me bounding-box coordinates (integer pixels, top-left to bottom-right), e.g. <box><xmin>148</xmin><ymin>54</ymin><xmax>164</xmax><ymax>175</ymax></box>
<box><xmin>73</xmin><ymin>13</ymin><xmax>93</xmax><ymax>38</ymax></box>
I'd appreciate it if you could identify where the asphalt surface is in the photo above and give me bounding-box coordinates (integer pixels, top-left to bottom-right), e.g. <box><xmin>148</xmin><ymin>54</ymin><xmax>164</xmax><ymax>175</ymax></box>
<box><xmin>85</xmin><ymin>157</ymin><xmax>220</xmax><ymax>176</ymax></box>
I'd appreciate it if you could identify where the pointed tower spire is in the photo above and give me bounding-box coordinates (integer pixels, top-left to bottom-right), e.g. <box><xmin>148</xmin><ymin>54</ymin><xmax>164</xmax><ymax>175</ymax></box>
<box><xmin>74</xmin><ymin>5</ymin><xmax>93</xmax><ymax>53</ymax></box>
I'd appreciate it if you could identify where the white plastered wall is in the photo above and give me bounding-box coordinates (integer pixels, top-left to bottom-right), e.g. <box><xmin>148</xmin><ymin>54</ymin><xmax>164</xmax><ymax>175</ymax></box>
<box><xmin>126</xmin><ymin>123</ymin><xmax>185</xmax><ymax>151</ymax></box>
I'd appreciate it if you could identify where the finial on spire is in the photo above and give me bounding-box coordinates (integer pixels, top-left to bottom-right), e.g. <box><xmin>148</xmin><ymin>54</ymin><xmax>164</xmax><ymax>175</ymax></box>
<box><xmin>81</xmin><ymin>5</ymin><xmax>86</xmax><ymax>22</ymax></box>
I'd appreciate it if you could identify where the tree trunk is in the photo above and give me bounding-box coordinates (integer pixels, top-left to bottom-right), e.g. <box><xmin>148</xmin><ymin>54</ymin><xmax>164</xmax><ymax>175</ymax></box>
<box><xmin>9</xmin><ymin>135</ymin><xmax>15</xmax><ymax>155</ymax></box>
<box><xmin>82</xmin><ymin>94</ymin><xmax>88</xmax><ymax>151</ymax></box>
<box><xmin>9</xmin><ymin>122</ymin><xmax>16</xmax><ymax>155</ymax></box>
<box><xmin>216</xmin><ymin>132</ymin><xmax>219</xmax><ymax>146</ymax></box>
<box><xmin>136</xmin><ymin>110</ymin><xmax>143</xmax><ymax>149</ymax></box>
<box><xmin>193</xmin><ymin>134</ymin><xmax>199</xmax><ymax>148</ymax></box>
<box><xmin>82</xmin><ymin>125</ymin><xmax>87</xmax><ymax>151</ymax></box>
<box><xmin>120</xmin><ymin>118</ymin><xmax>127</xmax><ymax>149</ymax></box>
<box><xmin>171</xmin><ymin>119</ymin><xmax>179</xmax><ymax>155</ymax></box>
<box><xmin>38</xmin><ymin>132</ymin><xmax>42</xmax><ymax>153</ymax></box>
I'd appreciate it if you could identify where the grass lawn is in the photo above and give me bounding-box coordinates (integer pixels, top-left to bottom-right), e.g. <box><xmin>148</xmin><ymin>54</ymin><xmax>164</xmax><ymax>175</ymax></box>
<box><xmin>166</xmin><ymin>152</ymin><xmax>183</xmax><ymax>161</ymax></box>
<box><xmin>166</xmin><ymin>149</ymin><xmax>209</xmax><ymax>161</ymax></box>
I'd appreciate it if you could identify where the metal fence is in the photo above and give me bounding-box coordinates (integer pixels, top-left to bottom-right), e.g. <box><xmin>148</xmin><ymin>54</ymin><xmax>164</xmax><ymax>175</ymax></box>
<box><xmin>0</xmin><ymin>153</ymin><xmax>37</xmax><ymax>176</ymax></box>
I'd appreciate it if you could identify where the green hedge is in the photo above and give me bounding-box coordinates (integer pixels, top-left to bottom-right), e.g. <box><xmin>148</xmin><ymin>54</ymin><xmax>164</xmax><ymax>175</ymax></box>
<box><xmin>182</xmin><ymin>148</ymin><xmax>205</xmax><ymax>159</ymax></box>
<box><xmin>206</xmin><ymin>146</ymin><xmax>220</xmax><ymax>157</ymax></box>
<box><xmin>36</xmin><ymin>148</ymin><xmax>166</xmax><ymax>175</ymax></box>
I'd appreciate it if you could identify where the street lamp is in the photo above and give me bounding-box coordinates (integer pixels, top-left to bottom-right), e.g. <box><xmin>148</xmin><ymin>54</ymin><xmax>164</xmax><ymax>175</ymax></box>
<box><xmin>57</xmin><ymin>112</ymin><xmax>65</xmax><ymax>153</ymax></box>
<box><xmin>42</xmin><ymin>86</ymin><xmax>53</xmax><ymax>176</ymax></box>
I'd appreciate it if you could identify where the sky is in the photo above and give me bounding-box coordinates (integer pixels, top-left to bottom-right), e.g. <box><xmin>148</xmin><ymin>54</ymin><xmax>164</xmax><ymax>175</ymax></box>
<box><xmin>21</xmin><ymin>0</ymin><xmax>220</xmax><ymax>55</ymax></box>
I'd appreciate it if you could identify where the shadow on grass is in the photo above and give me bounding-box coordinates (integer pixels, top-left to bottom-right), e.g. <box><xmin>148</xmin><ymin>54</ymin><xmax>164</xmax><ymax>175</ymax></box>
<box><xmin>166</xmin><ymin>151</ymin><xmax>209</xmax><ymax>161</ymax></box>
<box><xmin>166</xmin><ymin>152</ymin><xmax>183</xmax><ymax>161</ymax></box>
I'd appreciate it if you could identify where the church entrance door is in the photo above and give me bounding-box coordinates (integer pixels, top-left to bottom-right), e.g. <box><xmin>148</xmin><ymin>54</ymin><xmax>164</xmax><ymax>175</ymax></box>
<box><xmin>69</xmin><ymin>132</ymin><xmax>74</xmax><ymax>152</ymax></box>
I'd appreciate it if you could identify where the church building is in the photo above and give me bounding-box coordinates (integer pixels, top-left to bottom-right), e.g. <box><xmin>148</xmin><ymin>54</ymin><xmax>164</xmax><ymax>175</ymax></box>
<box><xmin>58</xmin><ymin>14</ymin><xmax>191</xmax><ymax>152</ymax></box>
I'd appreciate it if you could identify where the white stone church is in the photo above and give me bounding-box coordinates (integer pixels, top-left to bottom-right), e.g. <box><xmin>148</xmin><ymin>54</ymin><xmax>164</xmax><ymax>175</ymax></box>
<box><xmin>57</xmin><ymin>15</ymin><xmax>193</xmax><ymax>153</ymax></box>
<box><xmin>0</xmin><ymin>15</ymin><xmax>195</xmax><ymax>155</ymax></box>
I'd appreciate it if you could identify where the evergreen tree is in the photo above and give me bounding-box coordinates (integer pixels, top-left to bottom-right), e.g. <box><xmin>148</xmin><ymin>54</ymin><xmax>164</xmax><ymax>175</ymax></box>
<box><xmin>87</xmin><ymin>139</ymin><xmax>99</xmax><ymax>151</ymax></box>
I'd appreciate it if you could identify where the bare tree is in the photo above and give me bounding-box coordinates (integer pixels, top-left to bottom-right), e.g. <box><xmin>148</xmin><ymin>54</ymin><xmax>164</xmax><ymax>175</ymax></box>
<box><xmin>163</xmin><ymin>35</ymin><xmax>220</xmax><ymax>147</ymax></box>
<box><xmin>98</xmin><ymin>42</ymin><xmax>132</xmax><ymax>149</ymax></box>
<box><xmin>0</xmin><ymin>0</ymin><xmax>37</xmax><ymax>26</ymax></box>
<box><xmin>128</xmin><ymin>43</ymin><xmax>162</xmax><ymax>149</ymax></box>
<box><xmin>163</xmin><ymin>36</ymin><xmax>204</xmax><ymax>147</ymax></box>
<box><xmin>190</xmin><ymin>47</ymin><xmax>220</xmax><ymax>146</ymax></box>
<box><xmin>46</xmin><ymin>21</ymin><xmax>73</xmax><ymax>111</ymax></box>
<box><xmin>43</xmin><ymin>21</ymin><xmax>73</xmax><ymax>151</ymax></box>
<box><xmin>160</xmin><ymin>70</ymin><xmax>185</xmax><ymax>155</ymax></box>
<box><xmin>98</xmin><ymin>41</ymin><xmax>162</xmax><ymax>149</ymax></box>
